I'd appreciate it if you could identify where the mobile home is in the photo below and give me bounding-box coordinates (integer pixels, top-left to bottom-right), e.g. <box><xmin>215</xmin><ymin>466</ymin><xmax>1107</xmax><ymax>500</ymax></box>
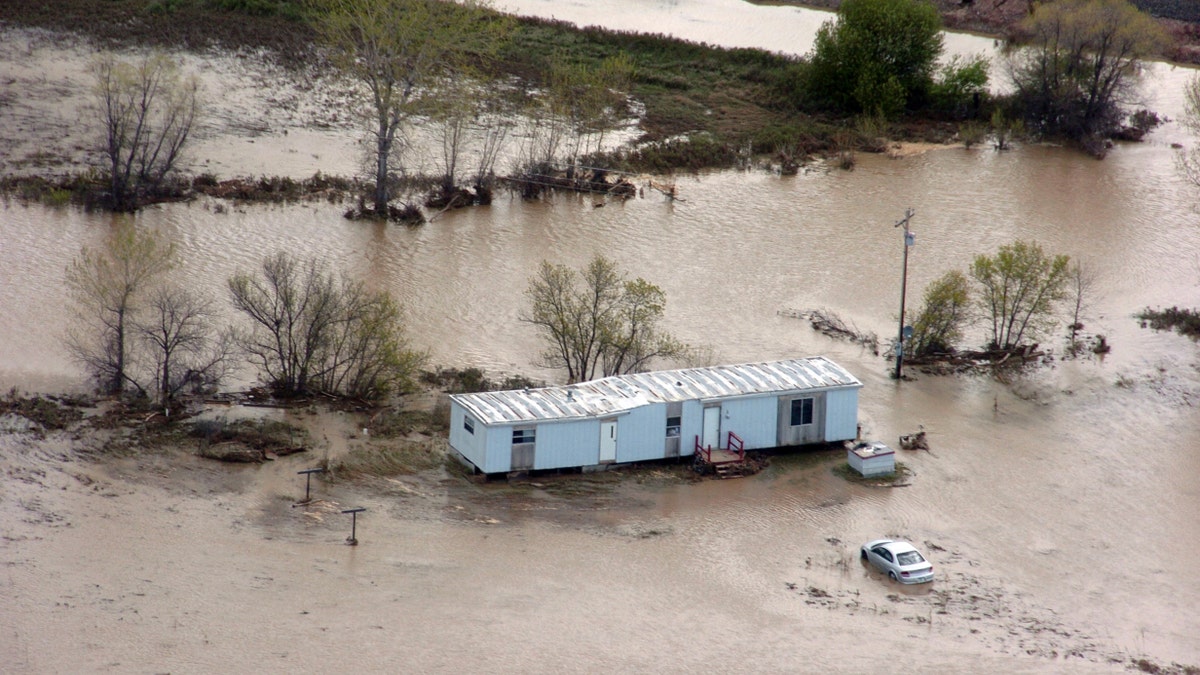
<box><xmin>448</xmin><ymin>356</ymin><xmax>862</xmax><ymax>476</ymax></box>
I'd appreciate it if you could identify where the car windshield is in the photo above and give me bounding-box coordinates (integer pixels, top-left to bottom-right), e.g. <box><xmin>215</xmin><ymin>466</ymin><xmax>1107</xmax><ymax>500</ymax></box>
<box><xmin>896</xmin><ymin>551</ymin><xmax>925</xmax><ymax>566</ymax></box>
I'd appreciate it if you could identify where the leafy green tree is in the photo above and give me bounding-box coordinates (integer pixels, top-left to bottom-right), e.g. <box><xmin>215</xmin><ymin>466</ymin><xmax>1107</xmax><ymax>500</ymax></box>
<box><xmin>522</xmin><ymin>255</ymin><xmax>687</xmax><ymax>383</ymax></box>
<box><xmin>1006</xmin><ymin>0</ymin><xmax>1166</xmax><ymax>146</ymax></box>
<box><xmin>311</xmin><ymin>0</ymin><xmax>510</xmax><ymax>216</ymax></box>
<box><xmin>970</xmin><ymin>240</ymin><xmax>1071</xmax><ymax>350</ymax></box>
<box><xmin>92</xmin><ymin>52</ymin><xmax>200</xmax><ymax>212</ymax></box>
<box><xmin>65</xmin><ymin>224</ymin><xmax>176</xmax><ymax>395</ymax></box>
<box><xmin>804</xmin><ymin>0</ymin><xmax>944</xmax><ymax>116</ymax></box>
<box><xmin>228</xmin><ymin>252</ymin><xmax>424</xmax><ymax>398</ymax></box>
<box><xmin>908</xmin><ymin>270</ymin><xmax>971</xmax><ymax>357</ymax></box>
<box><xmin>930</xmin><ymin>54</ymin><xmax>989</xmax><ymax>118</ymax></box>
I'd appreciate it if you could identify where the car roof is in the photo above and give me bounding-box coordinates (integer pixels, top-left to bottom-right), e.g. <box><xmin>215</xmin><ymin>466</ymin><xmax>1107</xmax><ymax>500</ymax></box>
<box><xmin>874</xmin><ymin>540</ymin><xmax>918</xmax><ymax>554</ymax></box>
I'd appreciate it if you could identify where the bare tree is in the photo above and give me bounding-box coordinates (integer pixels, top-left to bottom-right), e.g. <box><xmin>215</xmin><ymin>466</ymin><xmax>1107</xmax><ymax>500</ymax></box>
<box><xmin>523</xmin><ymin>255</ymin><xmax>687</xmax><ymax>383</ymax></box>
<box><xmin>313</xmin><ymin>290</ymin><xmax>426</xmax><ymax>398</ymax></box>
<box><xmin>136</xmin><ymin>286</ymin><xmax>233</xmax><ymax>407</ymax></box>
<box><xmin>1065</xmin><ymin>260</ymin><xmax>1100</xmax><ymax>350</ymax></box>
<box><xmin>228</xmin><ymin>253</ymin><xmax>340</xmax><ymax>395</ymax></box>
<box><xmin>1005</xmin><ymin>0</ymin><xmax>1165</xmax><ymax>147</ymax></box>
<box><xmin>65</xmin><ymin>224</ymin><xmax>175</xmax><ymax>395</ymax></box>
<box><xmin>92</xmin><ymin>52</ymin><xmax>200</xmax><ymax>211</ymax></box>
<box><xmin>311</xmin><ymin>0</ymin><xmax>510</xmax><ymax>216</ymax></box>
<box><xmin>1177</xmin><ymin>74</ymin><xmax>1200</xmax><ymax>188</ymax></box>
<box><xmin>428</xmin><ymin>87</ymin><xmax>515</xmax><ymax>204</ymax></box>
<box><xmin>228</xmin><ymin>252</ymin><xmax>423</xmax><ymax>398</ymax></box>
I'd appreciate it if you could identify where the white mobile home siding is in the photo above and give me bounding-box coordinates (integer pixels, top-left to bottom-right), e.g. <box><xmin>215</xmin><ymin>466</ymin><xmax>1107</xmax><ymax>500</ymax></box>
<box><xmin>533</xmin><ymin>419</ymin><xmax>600</xmax><ymax>471</ymax></box>
<box><xmin>823</xmin><ymin>388</ymin><xmax>859</xmax><ymax>442</ymax></box>
<box><xmin>719</xmin><ymin>396</ymin><xmax>778</xmax><ymax>449</ymax></box>
<box><xmin>680</xmin><ymin>400</ymin><xmax>705</xmax><ymax>453</ymax></box>
<box><xmin>617</xmin><ymin>402</ymin><xmax>667</xmax><ymax>463</ymax></box>
<box><xmin>449</xmin><ymin>406</ymin><xmax>486</xmax><ymax>470</ymax></box>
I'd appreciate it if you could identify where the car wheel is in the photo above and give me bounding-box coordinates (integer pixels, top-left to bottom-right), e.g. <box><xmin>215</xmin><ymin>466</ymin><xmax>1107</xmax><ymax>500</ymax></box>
<box><xmin>888</xmin><ymin>571</ymin><xmax>898</xmax><ymax>581</ymax></box>
<box><xmin>860</xmin><ymin>549</ymin><xmax>867</xmax><ymax>561</ymax></box>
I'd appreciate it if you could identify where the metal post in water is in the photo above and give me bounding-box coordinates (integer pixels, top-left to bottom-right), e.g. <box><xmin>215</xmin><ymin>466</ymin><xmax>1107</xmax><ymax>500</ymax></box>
<box><xmin>894</xmin><ymin>208</ymin><xmax>915</xmax><ymax>380</ymax></box>
<box><xmin>294</xmin><ymin>468</ymin><xmax>325</xmax><ymax>506</ymax></box>
<box><xmin>342</xmin><ymin>507</ymin><xmax>365</xmax><ymax>546</ymax></box>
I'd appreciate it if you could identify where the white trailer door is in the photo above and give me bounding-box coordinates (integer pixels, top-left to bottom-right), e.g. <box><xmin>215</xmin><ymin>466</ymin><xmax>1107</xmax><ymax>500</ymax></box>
<box><xmin>702</xmin><ymin>406</ymin><xmax>720</xmax><ymax>449</ymax></box>
<box><xmin>599</xmin><ymin>419</ymin><xmax>617</xmax><ymax>463</ymax></box>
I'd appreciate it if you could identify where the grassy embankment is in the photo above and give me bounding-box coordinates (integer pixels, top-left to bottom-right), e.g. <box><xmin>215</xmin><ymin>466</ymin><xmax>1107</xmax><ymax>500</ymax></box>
<box><xmin>0</xmin><ymin>0</ymin><xmax>961</xmax><ymax>207</ymax></box>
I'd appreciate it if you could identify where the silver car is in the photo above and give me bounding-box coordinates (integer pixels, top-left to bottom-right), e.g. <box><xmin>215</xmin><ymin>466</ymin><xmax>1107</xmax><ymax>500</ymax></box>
<box><xmin>860</xmin><ymin>539</ymin><xmax>934</xmax><ymax>584</ymax></box>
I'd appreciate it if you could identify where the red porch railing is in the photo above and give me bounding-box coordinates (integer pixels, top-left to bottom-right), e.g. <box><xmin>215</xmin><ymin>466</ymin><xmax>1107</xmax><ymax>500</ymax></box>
<box><xmin>727</xmin><ymin>431</ymin><xmax>744</xmax><ymax>460</ymax></box>
<box><xmin>693</xmin><ymin>431</ymin><xmax>745</xmax><ymax>464</ymax></box>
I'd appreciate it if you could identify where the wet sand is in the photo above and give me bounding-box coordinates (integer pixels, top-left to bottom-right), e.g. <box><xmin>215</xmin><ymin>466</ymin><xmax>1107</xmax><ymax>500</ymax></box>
<box><xmin>3</xmin><ymin>356</ymin><xmax>1198</xmax><ymax>674</ymax></box>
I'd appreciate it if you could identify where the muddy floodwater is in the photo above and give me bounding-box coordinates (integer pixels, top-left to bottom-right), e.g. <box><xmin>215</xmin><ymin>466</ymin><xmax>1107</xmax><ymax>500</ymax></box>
<box><xmin>3</xmin><ymin>3</ymin><xmax>1200</xmax><ymax>672</ymax></box>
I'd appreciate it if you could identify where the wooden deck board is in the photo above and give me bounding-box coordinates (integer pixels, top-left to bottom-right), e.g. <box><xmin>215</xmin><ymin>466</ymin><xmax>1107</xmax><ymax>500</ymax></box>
<box><xmin>703</xmin><ymin>448</ymin><xmax>743</xmax><ymax>464</ymax></box>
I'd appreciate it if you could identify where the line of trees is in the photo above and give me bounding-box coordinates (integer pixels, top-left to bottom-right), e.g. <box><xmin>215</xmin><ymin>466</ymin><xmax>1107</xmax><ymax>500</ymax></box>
<box><xmin>67</xmin><ymin>232</ymin><xmax>698</xmax><ymax>398</ymax></box>
<box><xmin>86</xmin><ymin>5</ymin><xmax>645</xmax><ymax>218</ymax></box>
<box><xmin>66</xmin><ymin>225</ymin><xmax>424</xmax><ymax>405</ymax></box>
<box><xmin>81</xmin><ymin>0</ymin><xmax>1172</xmax><ymax>219</ymax></box>
<box><xmin>791</xmin><ymin>0</ymin><xmax>1166</xmax><ymax>152</ymax></box>
<box><xmin>906</xmin><ymin>240</ymin><xmax>1080</xmax><ymax>360</ymax></box>
<box><xmin>311</xmin><ymin>0</ymin><xmax>513</xmax><ymax>216</ymax></box>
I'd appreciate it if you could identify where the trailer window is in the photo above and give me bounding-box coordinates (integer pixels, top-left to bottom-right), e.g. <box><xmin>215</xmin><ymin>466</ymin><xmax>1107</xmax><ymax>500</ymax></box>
<box><xmin>463</xmin><ymin>416</ymin><xmax>475</xmax><ymax>434</ymax></box>
<box><xmin>790</xmin><ymin>397</ymin><xmax>814</xmax><ymax>426</ymax></box>
<box><xmin>666</xmin><ymin>416</ymin><xmax>681</xmax><ymax>437</ymax></box>
<box><xmin>512</xmin><ymin>427</ymin><xmax>535</xmax><ymax>444</ymax></box>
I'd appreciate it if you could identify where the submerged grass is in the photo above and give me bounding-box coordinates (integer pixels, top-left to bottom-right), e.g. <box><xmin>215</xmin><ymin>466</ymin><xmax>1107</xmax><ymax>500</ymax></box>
<box><xmin>0</xmin><ymin>0</ymin><xmax>941</xmax><ymax>179</ymax></box>
<box><xmin>189</xmin><ymin>417</ymin><xmax>309</xmax><ymax>450</ymax></box>
<box><xmin>324</xmin><ymin>438</ymin><xmax>448</xmax><ymax>478</ymax></box>
<box><xmin>1137</xmin><ymin>306</ymin><xmax>1200</xmax><ymax>340</ymax></box>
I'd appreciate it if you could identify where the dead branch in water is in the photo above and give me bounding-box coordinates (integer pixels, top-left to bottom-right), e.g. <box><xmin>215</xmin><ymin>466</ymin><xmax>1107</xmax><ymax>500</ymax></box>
<box><xmin>906</xmin><ymin>344</ymin><xmax>1047</xmax><ymax>368</ymax></box>
<box><xmin>780</xmin><ymin>308</ymin><xmax>879</xmax><ymax>355</ymax></box>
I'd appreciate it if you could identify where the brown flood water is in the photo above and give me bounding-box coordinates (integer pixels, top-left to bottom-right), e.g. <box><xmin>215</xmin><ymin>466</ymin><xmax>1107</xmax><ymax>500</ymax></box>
<box><xmin>2</xmin><ymin>5</ymin><xmax>1200</xmax><ymax>672</ymax></box>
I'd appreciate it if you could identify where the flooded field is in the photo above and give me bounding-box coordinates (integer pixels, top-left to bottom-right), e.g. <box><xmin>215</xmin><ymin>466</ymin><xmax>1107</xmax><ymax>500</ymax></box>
<box><xmin>2</xmin><ymin>3</ymin><xmax>1200</xmax><ymax>672</ymax></box>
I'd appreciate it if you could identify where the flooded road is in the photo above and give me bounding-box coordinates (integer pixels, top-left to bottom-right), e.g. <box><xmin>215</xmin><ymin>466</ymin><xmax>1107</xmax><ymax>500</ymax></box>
<box><xmin>2</xmin><ymin>3</ymin><xmax>1200</xmax><ymax>672</ymax></box>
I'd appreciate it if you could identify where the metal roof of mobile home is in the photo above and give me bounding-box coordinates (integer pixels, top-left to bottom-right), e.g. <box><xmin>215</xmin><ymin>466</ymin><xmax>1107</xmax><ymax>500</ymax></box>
<box><xmin>451</xmin><ymin>356</ymin><xmax>861</xmax><ymax>425</ymax></box>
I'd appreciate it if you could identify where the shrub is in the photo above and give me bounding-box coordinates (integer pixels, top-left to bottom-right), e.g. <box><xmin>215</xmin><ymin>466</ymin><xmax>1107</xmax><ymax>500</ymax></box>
<box><xmin>804</xmin><ymin>0</ymin><xmax>944</xmax><ymax>116</ymax></box>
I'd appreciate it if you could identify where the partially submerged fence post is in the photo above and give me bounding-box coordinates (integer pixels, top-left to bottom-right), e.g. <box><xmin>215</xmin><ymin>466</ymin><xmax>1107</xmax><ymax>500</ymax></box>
<box><xmin>341</xmin><ymin>507</ymin><xmax>365</xmax><ymax>546</ymax></box>
<box><xmin>294</xmin><ymin>467</ymin><xmax>325</xmax><ymax>506</ymax></box>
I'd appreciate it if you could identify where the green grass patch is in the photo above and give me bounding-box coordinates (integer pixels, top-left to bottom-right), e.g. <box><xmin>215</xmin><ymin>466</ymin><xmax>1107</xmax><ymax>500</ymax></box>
<box><xmin>503</xmin><ymin>16</ymin><xmax>805</xmax><ymax>148</ymax></box>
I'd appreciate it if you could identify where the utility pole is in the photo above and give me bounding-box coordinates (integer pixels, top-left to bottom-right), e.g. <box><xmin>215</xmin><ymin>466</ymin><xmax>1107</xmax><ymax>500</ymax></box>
<box><xmin>894</xmin><ymin>208</ymin><xmax>915</xmax><ymax>380</ymax></box>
